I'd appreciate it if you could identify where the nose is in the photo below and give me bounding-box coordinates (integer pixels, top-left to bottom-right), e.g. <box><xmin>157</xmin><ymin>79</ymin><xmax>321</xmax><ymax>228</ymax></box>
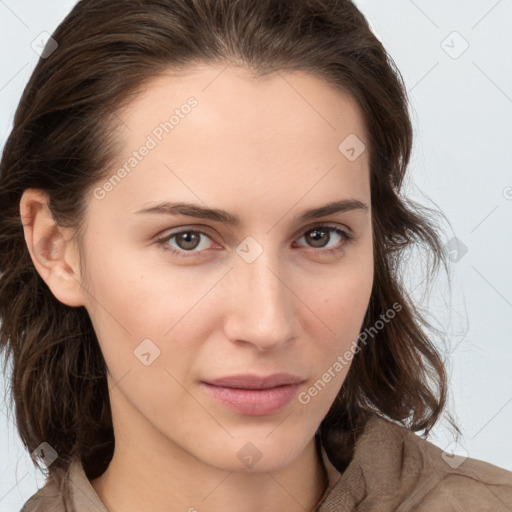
<box><xmin>223</xmin><ymin>250</ymin><xmax>297</xmax><ymax>351</ymax></box>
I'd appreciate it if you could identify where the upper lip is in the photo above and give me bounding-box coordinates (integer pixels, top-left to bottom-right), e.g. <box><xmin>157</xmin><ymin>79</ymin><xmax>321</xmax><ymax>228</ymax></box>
<box><xmin>203</xmin><ymin>373</ymin><xmax>305</xmax><ymax>390</ymax></box>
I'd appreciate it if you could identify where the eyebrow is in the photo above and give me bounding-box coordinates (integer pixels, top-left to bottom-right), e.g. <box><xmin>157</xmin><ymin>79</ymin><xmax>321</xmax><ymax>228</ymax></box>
<box><xmin>134</xmin><ymin>198</ymin><xmax>369</xmax><ymax>225</ymax></box>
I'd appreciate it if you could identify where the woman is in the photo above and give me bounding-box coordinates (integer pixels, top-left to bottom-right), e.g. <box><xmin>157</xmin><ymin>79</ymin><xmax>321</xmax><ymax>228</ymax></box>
<box><xmin>0</xmin><ymin>0</ymin><xmax>510</xmax><ymax>511</ymax></box>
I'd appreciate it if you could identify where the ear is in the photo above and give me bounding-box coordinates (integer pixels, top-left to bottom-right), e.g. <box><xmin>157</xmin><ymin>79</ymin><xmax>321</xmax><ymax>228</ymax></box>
<box><xmin>19</xmin><ymin>188</ymin><xmax>86</xmax><ymax>307</ymax></box>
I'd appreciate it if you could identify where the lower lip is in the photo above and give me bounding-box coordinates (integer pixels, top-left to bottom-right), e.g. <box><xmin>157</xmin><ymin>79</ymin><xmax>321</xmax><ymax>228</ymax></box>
<box><xmin>200</xmin><ymin>382</ymin><xmax>300</xmax><ymax>416</ymax></box>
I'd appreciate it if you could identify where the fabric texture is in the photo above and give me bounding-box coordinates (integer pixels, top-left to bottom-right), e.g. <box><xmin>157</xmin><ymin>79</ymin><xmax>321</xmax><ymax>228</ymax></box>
<box><xmin>20</xmin><ymin>414</ymin><xmax>512</xmax><ymax>512</ymax></box>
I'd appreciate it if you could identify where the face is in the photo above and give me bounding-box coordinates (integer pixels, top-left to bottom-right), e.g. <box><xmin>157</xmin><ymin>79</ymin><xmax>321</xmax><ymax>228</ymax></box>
<box><xmin>76</xmin><ymin>63</ymin><xmax>373</xmax><ymax>472</ymax></box>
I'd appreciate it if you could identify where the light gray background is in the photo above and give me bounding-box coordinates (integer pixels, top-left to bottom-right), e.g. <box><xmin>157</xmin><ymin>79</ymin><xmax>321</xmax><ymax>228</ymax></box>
<box><xmin>1</xmin><ymin>1</ymin><xmax>511</xmax><ymax>510</ymax></box>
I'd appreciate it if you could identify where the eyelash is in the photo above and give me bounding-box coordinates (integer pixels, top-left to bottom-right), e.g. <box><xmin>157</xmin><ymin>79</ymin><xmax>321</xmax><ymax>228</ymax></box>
<box><xmin>155</xmin><ymin>225</ymin><xmax>354</xmax><ymax>259</ymax></box>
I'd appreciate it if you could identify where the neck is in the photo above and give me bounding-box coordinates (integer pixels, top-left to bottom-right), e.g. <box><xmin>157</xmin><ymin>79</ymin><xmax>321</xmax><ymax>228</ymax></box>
<box><xmin>90</xmin><ymin>394</ymin><xmax>329</xmax><ymax>512</ymax></box>
<box><xmin>91</xmin><ymin>439</ymin><xmax>328</xmax><ymax>512</ymax></box>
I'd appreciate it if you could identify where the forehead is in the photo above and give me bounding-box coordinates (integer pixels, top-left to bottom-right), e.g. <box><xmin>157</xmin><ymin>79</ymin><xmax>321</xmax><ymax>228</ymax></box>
<box><xmin>97</xmin><ymin>63</ymin><xmax>370</xmax><ymax>219</ymax></box>
<box><xmin>120</xmin><ymin>62</ymin><xmax>368</xmax><ymax>150</ymax></box>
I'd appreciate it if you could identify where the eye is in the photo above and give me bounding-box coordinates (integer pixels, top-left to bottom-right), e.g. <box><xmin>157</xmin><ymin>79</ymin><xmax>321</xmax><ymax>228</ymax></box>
<box><xmin>155</xmin><ymin>224</ymin><xmax>353</xmax><ymax>258</ymax></box>
<box><xmin>156</xmin><ymin>229</ymin><xmax>216</xmax><ymax>257</ymax></box>
<box><xmin>294</xmin><ymin>225</ymin><xmax>353</xmax><ymax>253</ymax></box>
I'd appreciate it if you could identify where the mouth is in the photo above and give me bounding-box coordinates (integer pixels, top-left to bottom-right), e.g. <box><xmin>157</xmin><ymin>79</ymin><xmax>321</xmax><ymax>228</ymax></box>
<box><xmin>200</xmin><ymin>373</ymin><xmax>305</xmax><ymax>416</ymax></box>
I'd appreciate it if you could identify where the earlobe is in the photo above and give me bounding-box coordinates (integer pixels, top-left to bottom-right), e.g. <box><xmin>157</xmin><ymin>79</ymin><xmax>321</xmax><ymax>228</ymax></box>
<box><xmin>19</xmin><ymin>188</ymin><xmax>86</xmax><ymax>308</ymax></box>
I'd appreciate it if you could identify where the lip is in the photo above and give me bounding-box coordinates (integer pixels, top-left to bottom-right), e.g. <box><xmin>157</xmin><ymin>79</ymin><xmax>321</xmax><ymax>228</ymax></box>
<box><xmin>201</xmin><ymin>373</ymin><xmax>305</xmax><ymax>416</ymax></box>
<box><xmin>204</xmin><ymin>373</ymin><xmax>305</xmax><ymax>389</ymax></box>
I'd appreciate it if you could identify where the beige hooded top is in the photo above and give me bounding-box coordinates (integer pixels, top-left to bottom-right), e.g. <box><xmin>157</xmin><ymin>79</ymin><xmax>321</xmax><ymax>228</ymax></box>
<box><xmin>21</xmin><ymin>414</ymin><xmax>512</xmax><ymax>512</ymax></box>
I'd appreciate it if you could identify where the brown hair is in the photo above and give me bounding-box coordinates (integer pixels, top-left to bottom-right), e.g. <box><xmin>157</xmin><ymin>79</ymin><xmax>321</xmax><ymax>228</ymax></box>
<box><xmin>0</xmin><ymin>0</ymin><xmax>458</xmax><ymax>503</ymax></box>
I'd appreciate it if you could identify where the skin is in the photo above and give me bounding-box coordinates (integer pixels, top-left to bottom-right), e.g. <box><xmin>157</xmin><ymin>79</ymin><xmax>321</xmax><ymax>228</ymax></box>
<box><xmin>20</xmin><ymin>63</ymin><xmax>373</xmax><ymax>512</ymax></box>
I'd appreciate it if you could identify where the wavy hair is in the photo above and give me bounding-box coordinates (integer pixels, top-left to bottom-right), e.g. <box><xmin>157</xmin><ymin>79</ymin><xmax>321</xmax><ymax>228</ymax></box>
<box><xmin>0</xmin><ymin>0</ymin><xmax>459</xmax><ymax>502</ymax></box>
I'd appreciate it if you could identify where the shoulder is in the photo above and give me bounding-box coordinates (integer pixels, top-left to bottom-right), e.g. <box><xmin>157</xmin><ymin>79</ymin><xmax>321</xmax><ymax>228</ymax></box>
<box><xmin>20</xmin><ymin>479</ymin><xmax>64</xmax><ymax>512</ymax></box>
<box><xmin>19</xmin><ymin>459</ymin><xmax>108</xmax><ymax>512</ymax></box>
<box><xmin>320</xmin><ymin>414</ymin><xmax>512</xmax><ymax>511</ymax></box>
<box><xmin>397</xmin><ymin>418</ymin><xmax>511</xmax><ymax>511</ymax></box>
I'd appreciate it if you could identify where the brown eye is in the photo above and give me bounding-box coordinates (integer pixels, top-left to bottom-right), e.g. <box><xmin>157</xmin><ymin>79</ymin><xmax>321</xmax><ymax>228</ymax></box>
<box><xmin>156</xmin><ymin>229</ymin><xmax>215</xmax><ymax>256</ymax></box>
<box><xmin>304</xmin><ymin>228</ymin><xmax>331</xmax><ymax>248</ymax></box>
<box><xmin>295</xmin><ymin>225</ymin><xmax>352</xmax><ymax>252</ymax></box>
<box><xmin>174</xmin><ymin>231</ymin><xmax>202</xmax><ymax>251</ymax></box>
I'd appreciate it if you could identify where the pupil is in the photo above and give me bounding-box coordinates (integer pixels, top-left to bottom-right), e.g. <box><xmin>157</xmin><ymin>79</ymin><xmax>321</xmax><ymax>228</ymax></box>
<box><xmin>307</xmin><ymin>229</ymin><xmax>329</xmax><ymax>248</ymax></box>
<box><xmin>177</xmin><ymin>232</ymin><xmax>200</xmax><ymax>250</ymax></box>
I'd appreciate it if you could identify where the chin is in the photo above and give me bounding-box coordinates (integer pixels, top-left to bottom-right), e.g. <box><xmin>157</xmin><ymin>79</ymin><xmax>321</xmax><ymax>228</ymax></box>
<box><xmin>192</xmin><ymin>433</ymin><xmax>307</xmax><ymax>473</ymax></box>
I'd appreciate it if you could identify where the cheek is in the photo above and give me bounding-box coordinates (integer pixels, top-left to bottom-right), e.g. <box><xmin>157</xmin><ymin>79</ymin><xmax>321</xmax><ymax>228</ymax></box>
<box><xmin>307</xmin><ymin>253</ymin><xmax>373</xmax><ymax>337</ymax></box>
<box><xmin>81</xmin><ymin>249</ymin><xmax>222</xmax><ymax>384</ymax></box>
<box><xmin>293</xmin><ymin>267</ymin><xmax>373</xmax><ymax>415</ymax></box>
<box><xmin>83</xmin><ymin>242</ymin><xmax>218</xmax><ymax>333</ymax></box>
<box><xmin>330</xmin><ymin>273</ymin><xmax>372</xmax><ymax>336</ymax></box>
<box><xmin>300</xmin><ymin>256</ymin><xmax>373</xmax><ymax>389</ymax></box>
